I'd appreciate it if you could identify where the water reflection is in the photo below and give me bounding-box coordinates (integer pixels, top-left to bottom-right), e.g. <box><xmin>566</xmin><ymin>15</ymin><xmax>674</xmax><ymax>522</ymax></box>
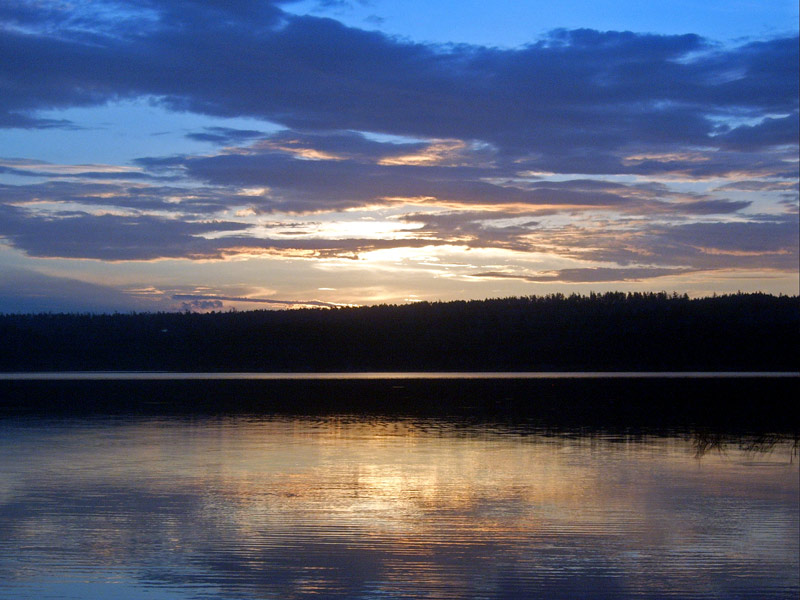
<box><xmin>0</xmin><ymin>417</ymin><xmax>797</xmax><ymax>599</ymax></box>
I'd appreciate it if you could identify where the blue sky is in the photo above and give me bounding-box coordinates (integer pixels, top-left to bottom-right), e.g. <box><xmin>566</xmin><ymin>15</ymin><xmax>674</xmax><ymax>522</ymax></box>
<box><xmin>287</xmin><ymin>0</ymin><xmax>798</xmax><ymax>46</ymax></box>
<box><xmin>0</xmin><ymin>0</ymin><xmax>797</xmax><ymax>312</ymax></box>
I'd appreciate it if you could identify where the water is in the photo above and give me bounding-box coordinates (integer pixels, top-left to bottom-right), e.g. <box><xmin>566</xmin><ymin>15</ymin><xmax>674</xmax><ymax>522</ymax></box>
<box><xmin>1</xmin><ymin>371</ymin><xmax>797</xmax><ymax>380</ymax></box>
<box><xmin>0</xmin><ymin>414</ymin><xmax>797</xmax><ymax>599</ymax></box>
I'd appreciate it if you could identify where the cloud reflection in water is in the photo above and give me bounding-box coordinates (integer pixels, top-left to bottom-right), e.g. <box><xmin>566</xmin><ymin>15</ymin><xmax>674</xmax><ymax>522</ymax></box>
<box><xmin>0</xmin><ymin>418</ymin><xmax>797</xmax><ymax>599</ymax></box>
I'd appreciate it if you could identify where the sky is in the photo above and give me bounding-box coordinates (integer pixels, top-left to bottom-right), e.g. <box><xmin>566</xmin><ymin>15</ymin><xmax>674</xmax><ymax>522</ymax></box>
<box><xmin>0</xmin><ymin>0</ymin><xmax>798</xmax><ymax>312</ymax></box>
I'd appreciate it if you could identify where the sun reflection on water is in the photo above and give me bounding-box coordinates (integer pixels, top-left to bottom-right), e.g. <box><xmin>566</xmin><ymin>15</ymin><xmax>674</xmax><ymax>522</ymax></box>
<box><xmin>0</xmin><ymin>417</ymin><xmax>796</xmax><ymax>599</ymax></box>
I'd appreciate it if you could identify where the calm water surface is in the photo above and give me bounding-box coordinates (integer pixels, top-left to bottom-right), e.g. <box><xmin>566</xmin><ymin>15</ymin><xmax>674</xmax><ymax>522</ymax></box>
<box><xmin>2</xmin><ymin>371</ymin><xmax>797</xmax><ymax>379</ymax></box>
<box><xmin>0</xmin><ymin>415</ymin><xmax>797</xmax><ymax>599</ymax></box>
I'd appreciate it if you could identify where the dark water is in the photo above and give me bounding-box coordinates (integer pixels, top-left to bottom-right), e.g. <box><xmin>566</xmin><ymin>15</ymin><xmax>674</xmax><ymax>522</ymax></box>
<box><xmin>0</xmin><ymin>410</ymin><xmax>797</xmax><ymax>599</ymax></box>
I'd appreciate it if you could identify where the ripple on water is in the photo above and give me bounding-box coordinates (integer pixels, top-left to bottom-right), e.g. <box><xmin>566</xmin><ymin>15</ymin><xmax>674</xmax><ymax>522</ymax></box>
<box><xmin>0</xmin><ymin>416</ymin><xmax>797</xmax><ymax>599</ymax></box>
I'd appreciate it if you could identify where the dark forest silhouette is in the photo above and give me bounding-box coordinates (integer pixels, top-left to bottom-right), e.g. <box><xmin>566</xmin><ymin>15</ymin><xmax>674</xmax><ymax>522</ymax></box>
<box><xmin>1</xmin><ymin>292</ymin><xmax>797</xmax><ymax>372</ymax></box>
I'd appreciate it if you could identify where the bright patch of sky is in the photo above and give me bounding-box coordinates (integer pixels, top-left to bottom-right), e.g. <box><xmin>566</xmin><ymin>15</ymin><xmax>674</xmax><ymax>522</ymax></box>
<box><xmin>0</xmin><ymin>99</ymin><xmax>280</xmax><ymax>167</ymax></box>
<box><xmin>287</xmin><ymin>0</ymin><xmax>799</xmax><ymax>46</ymax></box>
<box><xmin>0</xmin><ymin>0</ymin><xmax>797</xmax><ymax>312</ymax></box>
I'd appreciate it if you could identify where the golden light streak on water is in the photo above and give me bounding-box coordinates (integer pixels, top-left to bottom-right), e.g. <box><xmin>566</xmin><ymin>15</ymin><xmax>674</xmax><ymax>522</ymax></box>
<box><xmin>0</xmin><ymin>416</ymin><xmax>796</xmax><ymax>599</ymax></box>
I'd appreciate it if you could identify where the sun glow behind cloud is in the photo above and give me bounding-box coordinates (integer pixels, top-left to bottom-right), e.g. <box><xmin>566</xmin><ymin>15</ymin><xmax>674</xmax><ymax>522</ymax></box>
<box><xmin>0</xmin><ymin>0</ymin><xmax>797</xmax><ymax>311</ymax></box>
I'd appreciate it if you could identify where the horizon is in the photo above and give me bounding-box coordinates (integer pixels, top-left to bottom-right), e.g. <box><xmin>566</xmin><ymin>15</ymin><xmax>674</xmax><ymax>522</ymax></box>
<box><xmin>1</xmin><ymin>0</ymin><xmax>798</xmax><ymax>313</ymax></box>
<box><xmin>2</xmin><ymin>289</ymin><xmax>798</xmax><ymax>315</ymax></box>
<box><xmin>1</xmin><ymin>289</ymin><xmax>796</xmax><ymax>317</ymax></box>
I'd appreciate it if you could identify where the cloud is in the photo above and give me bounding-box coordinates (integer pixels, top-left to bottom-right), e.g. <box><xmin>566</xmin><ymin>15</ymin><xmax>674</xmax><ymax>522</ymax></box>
<box><xmin>0</xmin><ymin>159</ymin><xmax>151</xmax><ymax>180</ymax></box>
<box><xmin>0</xmin><ymin>2</ymin><xmax>796</xmax><ymax>174</ymax></box>
<box><xmin>0</xmin><ymin>163</ymin><xmax>785</xmax><ymax>268</ymax></box>
<box><xmin>2</xmin><ymin>422</ymin><xmax>793</xmax><ymax>600</ymax></box>
<box><xmin>672</xmin><ymin>200</ymin><xmax>751</xmax><ymax>214</ymax></box>
<box><xmin>714</xmin><ymin>113</ymin><xmax>800</xmax><ymax>151</ymax></box>
<box><xmin>0</xmin><ymin>112</ymin><xmax>74</xmax><ymax>129</ymax></box>
<box><xmin>552</xmin><ymin>219</ymin><xmax>800</xmax><ymax>272</ymax></box>
<box><xmin>400</xmin><ymin>211</ymin><xmax>798</xmax><ymax>274</ymax></box>
<box><xmin>470</xmin><ymin>267</ymin><xmax>697</xmax><ymax>284</ymax></box>
<box><xmin>172</xmin><ymin>293</ymin><xmax>341</xmax><ymax>308</ymax></box>
<box><xmin>185</xmin><ymin>127</ymin><xmax>266</xmax><ymax>145</ymax></box>
<box><xmin>135</xmin><ymin>137</ymin><xmax>754</xmax><ymax>215</ymax></box>
<box><xmin>0</xmin><ymin>1</ymin><xmax>796</xmax><ymax>295</ymax></box>
<box><xmin>0</xmin><ymin>268</ymin><xmax>148</xmax><ymax>312</ymax></box>
<box><xmin>252</xmin><ymin>130</ymin><xmax>433</xmax><ymax>162</ymax></box>
<box><xmin>0</xmin><ymin>205</ymin><xmax>248</xmax><ymax>260</ymax></box>
<box><xmin>0</xmin><ymin>180</ymin><xmax>256</xmax><ymax>214</ymax></box>
<box><xmin>713</xmin><ymin>180</ymin><xmax>798</xmax><ymax>193</ymax></box>
<box><xmin>0</xmin><ymin>198</ymin><xmax>452</xmax><ymax>260</ymax></box>
<box><xmin>179</xmin><ymin>298</ymin><xmax>224</xmax><ymax>311</ymax></box>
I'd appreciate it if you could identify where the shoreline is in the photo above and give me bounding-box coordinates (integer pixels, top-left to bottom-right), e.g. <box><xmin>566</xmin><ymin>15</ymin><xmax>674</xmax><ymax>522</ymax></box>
<box><xmin>1</xmin><ymin>376</ymin><xmax>797</xmax><ymax>433</ymax></box>
<box><xmin>1</xmin><ymin>370</ymin><xmax>798</xmax><ymax>380</ymax></box>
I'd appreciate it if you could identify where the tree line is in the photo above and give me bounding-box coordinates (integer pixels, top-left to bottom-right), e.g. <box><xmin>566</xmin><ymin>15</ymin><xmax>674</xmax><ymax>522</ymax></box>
<box><xmin>1</xmin><ymin>292</ymin><xmax>797</xmax><ymax>372</ymax></box>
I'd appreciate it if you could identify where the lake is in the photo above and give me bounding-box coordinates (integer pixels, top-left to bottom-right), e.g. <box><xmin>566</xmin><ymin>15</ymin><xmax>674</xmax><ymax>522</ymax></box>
<box><xmin>0</xmin><ymin>376</ymin><xmax>797</xmax><ymax>599</ymax></box>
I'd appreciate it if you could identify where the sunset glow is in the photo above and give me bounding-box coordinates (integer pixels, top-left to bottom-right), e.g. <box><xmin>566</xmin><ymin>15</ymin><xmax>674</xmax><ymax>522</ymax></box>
<box><xmin>0</xmin><ymin>0</ymin><xmax>797</xmax><ymax>312</ymax></box>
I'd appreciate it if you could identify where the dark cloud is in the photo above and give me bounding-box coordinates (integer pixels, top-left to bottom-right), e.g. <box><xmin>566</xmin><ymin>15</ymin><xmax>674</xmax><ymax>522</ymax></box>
<box><xmin>311</xmin><ymin>0</ymin><xmax>370</xmax><ymax>10</ymax></box>
<box><xmin>179</xmin><ymin>298</ymin><xmax>224</xmax><ymax>311</ymax></box>
<box><xmin>0</xmin><ymin>2</ymin><xmax>796</xmax><ymax>173</ymax></box>
<box><xmin>150</xmin><ymin>148</ymin><xmax>530</xmax><ymax>213</ymax></box>
<box><xmin>252</xmin><ymin>129</ymin><xmax>432</xmax><ymax>161</ymax></box>
<box><xmin>0</xmin><ymin>205</ymin><xmax>247</xmax><ymax>260</ymax></box>
<box><xmin>513</xmin><ymin>145</ymin><xmax>796</xmax><ymax>179</ymax></box>
<box><xmin>0</xmin><ymin>180</ymin><xmax>247</xmax><ymax>214</ymax></box>
<box><xmin>715</xmin><ymin>112</ymin><xmax>800</xmax><ymax>151</ymax></box>
<box><xmin>0</xmin><ymin>112</ymin><xmax>74</xmax><ymax>129</ymax></box>
<box><xmin>0</xmin><ymin>158</ymin><xmax>765</xmax><ymax>266</ymax></box>
<box><xmin>173</xmin><ymin>293</ymin><xmax>340</xmax><ymax>308</ymax></box>
<box><xmin>137</xmin><ymin>140</ymin><xmax>751</xmax><ymax>215</ymax></box>
<box><xmin>0</xmin><ymin>268</ymin><xmax>149</xmax><ymax>313</ymax></box>
<box><xmin>672</xmin><ymin>200</ymin><xmax>751</xmax><ymax>214</ymax></box>
<box><xmin>713</xmin><ymin>180</ymin><xmax>799</xmax><ymax>193</ymax></box>
<box><xmin>0</xmin><ymin>200</ymin><xmax>450</xmax><ymax>260</ymax></box>
<box><xmin>0</xmin><ymin>1</ymin><xmax>796</xmax><ymax>288</ymax></box>
<box><xmin>554</xmin><ymin>219</ymin><xmax>800</xmax><ymax>272</ymax></box>
<box><xmin>400</xmin><ymin>210</ymin><xmax>798</xmax><ymax>273</ymax></box>
<box><xmin>185</xmin><ymin>127</ymin><xmax>266</xmax><ymax>145</ymax></box>
<box><xmin>395</xmin><ymin>211</ymin><xmax>543</xmax><ymax>252</ymax></box>
<box><xmin>657</xmin><ymin>220</ymin><xmax>799</xmax><ymax>255</ymax></box>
